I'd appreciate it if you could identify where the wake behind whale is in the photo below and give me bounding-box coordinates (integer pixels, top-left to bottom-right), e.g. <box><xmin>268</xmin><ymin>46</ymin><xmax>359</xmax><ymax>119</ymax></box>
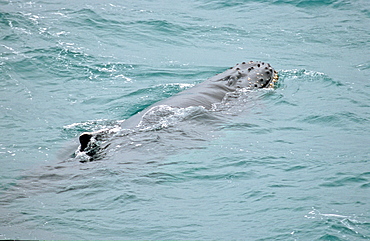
<box><xmin>73</xmin><ymin>61</ymin><xmax>279</xmax><ymax>162</ymax></box>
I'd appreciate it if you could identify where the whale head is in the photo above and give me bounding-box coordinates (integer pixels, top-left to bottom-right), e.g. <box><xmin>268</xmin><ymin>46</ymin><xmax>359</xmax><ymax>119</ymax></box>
<box><xmin>212</xmin><ymin>61</ymin><xmax>278</xmax><ymax>89</ymax></box>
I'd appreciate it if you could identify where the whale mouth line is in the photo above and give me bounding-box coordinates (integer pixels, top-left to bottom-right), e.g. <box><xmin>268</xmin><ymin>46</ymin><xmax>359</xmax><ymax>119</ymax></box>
<box><xmin>266</xmin><ymin>70</ymin><xmax>279</xmax><ymax>88</ymax></box>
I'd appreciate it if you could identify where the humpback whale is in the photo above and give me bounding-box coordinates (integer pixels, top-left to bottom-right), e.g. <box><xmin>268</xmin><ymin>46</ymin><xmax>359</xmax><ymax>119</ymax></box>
<box><xmin>77</xmin><ymin>61</ymin><xmax>278</xmax><ymax>161</ymax></box>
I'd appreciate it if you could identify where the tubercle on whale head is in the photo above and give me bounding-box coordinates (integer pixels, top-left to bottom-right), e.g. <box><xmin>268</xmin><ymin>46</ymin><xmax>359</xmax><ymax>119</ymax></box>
<box><xmin>217</xmin><ymin>61</ymin><xmax>278</xmax><ymax>89</ymax></box>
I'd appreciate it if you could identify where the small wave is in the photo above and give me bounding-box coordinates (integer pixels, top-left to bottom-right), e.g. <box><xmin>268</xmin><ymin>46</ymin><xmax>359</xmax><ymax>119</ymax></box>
<box><xmin>275</xmin><ymin>69</ymin><xmax>369</xmax><ymax>132</ymax></box>
<box><xmin>196</xmin><ymin>0</ymin><xmax>337</xmax><ymax>10</ymax></box>
<box><xmin>355</xmin><ymin>61</ymin><xmax>370</xmax><ymax>71</ymax></box>
<box><xmin>305</xmin><ymin>208</ymin><xmax>370</xmax><ymax>239</ymax></box>
<box><xmin>319</xmin><ymin>172</ymin><xmax>370</xmax><ymax>188</ymax></box>
<box><xmin>278</xmin><ymin>69</ymin><xmax>342</xmax><ymax>87</ymax></box>
<box><xmin>63</xmin><ymin>119</ymin><xmax>124</xmax><ymax>137</ymax></box>
<box><xmin>281</xmin><ymin>0</ymin><xmax>337</xmax><ymax>8</ymax></box>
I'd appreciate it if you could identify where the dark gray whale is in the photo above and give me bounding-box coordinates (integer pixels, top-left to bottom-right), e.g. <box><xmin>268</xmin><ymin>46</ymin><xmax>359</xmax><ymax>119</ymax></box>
<box><xmin>77</xmin><ymin>61</ymin><xmax>278</xmax><ymax>161</ymax></box>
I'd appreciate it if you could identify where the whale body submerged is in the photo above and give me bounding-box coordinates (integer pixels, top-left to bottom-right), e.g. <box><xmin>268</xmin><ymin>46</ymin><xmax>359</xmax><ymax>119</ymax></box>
<box><xmin>76</xmin><ymin>61</ymin><xmax>278</xmax><ymax>162</ymax></box>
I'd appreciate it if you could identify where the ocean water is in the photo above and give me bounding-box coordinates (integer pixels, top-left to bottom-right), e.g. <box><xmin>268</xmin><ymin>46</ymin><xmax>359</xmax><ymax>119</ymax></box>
<box><xmin>1</xmin><ymin>0</ymin><xmax>370</xmax><ymax>239</ymax></box>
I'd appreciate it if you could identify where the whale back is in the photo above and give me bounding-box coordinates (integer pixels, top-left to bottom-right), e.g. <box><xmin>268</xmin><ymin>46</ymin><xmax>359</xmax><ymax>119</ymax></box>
<box><xmin>76</xmin><ymin>61</ymin><xmax>279</xmax><ymax>162</ymax></box>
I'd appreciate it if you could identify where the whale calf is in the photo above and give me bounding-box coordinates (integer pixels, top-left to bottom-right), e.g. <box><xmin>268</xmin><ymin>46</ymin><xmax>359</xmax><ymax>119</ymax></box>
<box><xmin>77</xmin><ymin>61</ymin><xmax>278</xmax><ymax>161</ymax></box>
